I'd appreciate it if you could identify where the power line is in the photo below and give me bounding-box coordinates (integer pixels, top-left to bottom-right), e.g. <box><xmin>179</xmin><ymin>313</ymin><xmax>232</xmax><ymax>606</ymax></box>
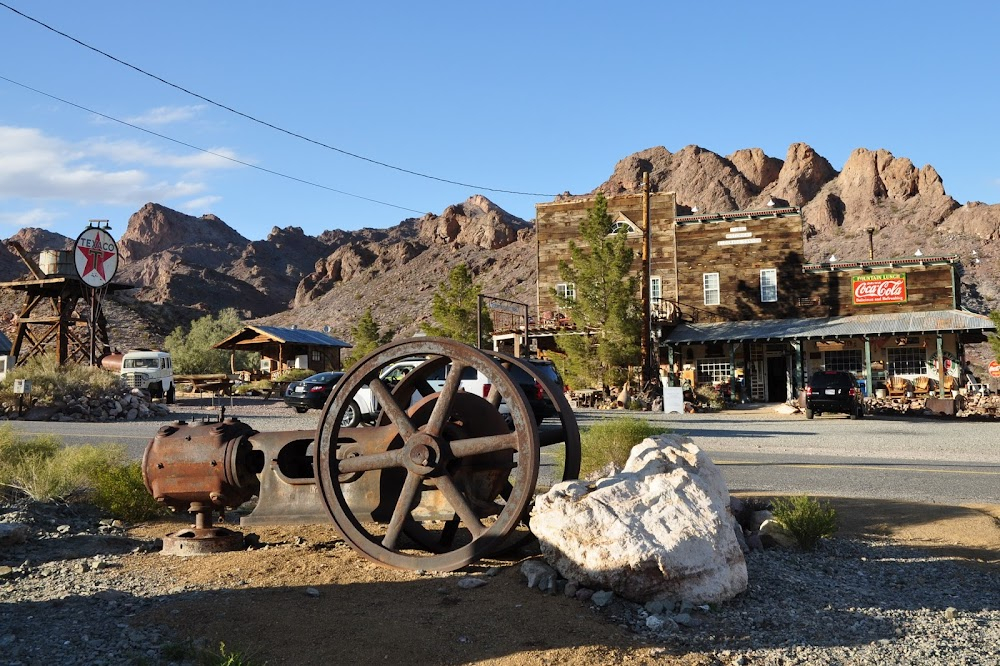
<box><xmin>0</xmin><ymin>74</ymin><xmax>427</xmax><ymax>215</ymax></box>
<box><xmin>0</xmin><ymin>2</ymin><xmax>559</xmax><ymax>198</ymax></box>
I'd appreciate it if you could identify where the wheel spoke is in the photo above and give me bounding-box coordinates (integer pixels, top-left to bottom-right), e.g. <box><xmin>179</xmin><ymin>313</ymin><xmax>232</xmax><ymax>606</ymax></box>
<box><xmin>371</xmin><ymin>379</ymin><xmax>417</xmax><ymax>439</ymax></box>
<box><xmin>435</xmin><ymin>475</ymin><xmax>486</xmax><ymax>538</ymax></box>
<box><xmin>426</xmin><ymin>360</ymin><xmax>466</xmax><ymax>436</ymax></box>
<box><xmin>337</xmin><ymin>449</ymin><xmax>403</xmax><ymax>475</ymax></box>
<box><xmin>382</xmin><ymin>471</ymin><xmax>422</xmax><ymax>551</ymax></box>
<box><xmin>449</xmin><ymin>432</ymin><xmax>520</xmax><ymax>458</ymax></box>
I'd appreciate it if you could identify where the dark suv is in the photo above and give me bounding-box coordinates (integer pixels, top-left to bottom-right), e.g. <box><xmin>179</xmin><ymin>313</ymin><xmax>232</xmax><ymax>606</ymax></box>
<box><xmin>805</xmin><ymin>370</ymin><xmax>865</xmax><ymax>419</ymax></box>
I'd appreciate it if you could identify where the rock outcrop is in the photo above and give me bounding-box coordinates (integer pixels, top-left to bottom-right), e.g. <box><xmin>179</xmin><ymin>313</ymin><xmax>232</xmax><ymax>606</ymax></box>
<box><xmin>531</xmin><ymin>435</ymin><xmax>748</xmax><ymax>605</ymax></box>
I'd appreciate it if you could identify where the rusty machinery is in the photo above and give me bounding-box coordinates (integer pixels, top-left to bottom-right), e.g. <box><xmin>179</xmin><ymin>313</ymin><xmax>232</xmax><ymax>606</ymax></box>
<box><xmin>143</xmin><ymin>338</ymin><xmax>580</xmax><ymax>571</ymax></box>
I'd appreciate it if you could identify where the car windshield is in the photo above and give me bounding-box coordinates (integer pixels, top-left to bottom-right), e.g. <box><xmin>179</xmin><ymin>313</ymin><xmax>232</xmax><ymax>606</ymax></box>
<box><xmin>306</xmin><ymin>372</ymin><xmax>342</xmax><ymax>384</ymax></box>
<box><xmin>810</xmin><ymin>372</ymin><xmax>854</xmax><ymax>389</ymax></box>
<box><xmin>123</xmin><ymin>358</ymin><xmax>159</xmax><ymax>369</ymax></box>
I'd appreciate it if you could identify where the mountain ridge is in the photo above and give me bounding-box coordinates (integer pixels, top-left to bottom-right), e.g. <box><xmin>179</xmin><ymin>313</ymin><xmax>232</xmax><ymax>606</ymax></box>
<box><xmin>0</xmin><ymin>143</ymin><xmax>996</xmax><ymax>351</ymax></box>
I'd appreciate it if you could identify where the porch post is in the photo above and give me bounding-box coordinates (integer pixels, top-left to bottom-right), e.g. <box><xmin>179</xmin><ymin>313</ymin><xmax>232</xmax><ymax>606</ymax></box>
<box><xmin>864</xmin><ymin>336</ymin><xmax>873</xmax><ymax>397</ymax></box>
<box><xmin>729</xmin><ymin>344</ymin><xmax>737</xmax><ymax>401</ymax></box>
<box><xmin>792</xmin><ymin>340</ymin><xmax>803</xmax><ymax>397</ymax></box>
<box><xmin>666</xmin><ymin>345</ymin><xmax>675</xmax><ymax>387</ymax></box>
<box><xmin>936</xmin><ymin>334</ymin><xmax>945</xmax><ymax>398</ymax></box>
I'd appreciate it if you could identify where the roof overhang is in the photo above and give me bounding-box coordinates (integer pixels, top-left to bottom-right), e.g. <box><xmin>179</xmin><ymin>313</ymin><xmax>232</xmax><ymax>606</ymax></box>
<box><xmin>663</xmin><ymin>309</ymin><xmax>996</xmax><ymax>344</ymax></box>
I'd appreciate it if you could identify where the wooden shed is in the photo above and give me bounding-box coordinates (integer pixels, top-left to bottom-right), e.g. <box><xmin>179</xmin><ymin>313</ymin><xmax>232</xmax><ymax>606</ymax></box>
<box><xmin>214</xmin><ymin>325</ymin><xmax>352</xmax><ymax>377</ymax></box>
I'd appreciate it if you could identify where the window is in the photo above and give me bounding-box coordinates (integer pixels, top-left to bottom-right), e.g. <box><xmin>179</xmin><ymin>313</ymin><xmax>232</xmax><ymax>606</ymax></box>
<box><xmin>887</xmin><ymin>347</ymin><xmax>926</xmax><ymax>375</ymax></box>
<box><xmin>609</xmin><ymin>213</ymin><xmax>639</xmax><ymax>235</ymax></box>
<box><xmin>311</xmin><ymin>350</ymin><xmax>322</xmax><ymax>362</ymax></box>
<box><xmin>823</xmin><ymin>350</ymin><xmax>862</xmax><ymax>374</ymax></box>
<box><xmin>760</xmin><ymin>268</ymin><xmax>777</xmax><ymax>303</ymax></box>
<box><xmin>556</xmin><ymin>282</ymin><xmax>576</xmax><ymax>301</ymax></box>
<box><xmin>650</xmin><ymin>276</ymin><xmax>662</xmax><ymax>301</ymax></box>
<box><xmin>697</xmin><ymin>359</ymin><xmax>732</xmax><ymax>384</ymax></box>
<box><xmin>703</xmin><ymin>273</ymin><xmax>720</xmax><ymax>306</ymax></box>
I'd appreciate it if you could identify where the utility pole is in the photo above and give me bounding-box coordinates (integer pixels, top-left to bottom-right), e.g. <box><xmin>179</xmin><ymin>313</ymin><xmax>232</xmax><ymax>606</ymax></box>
<box><xmin>640</xmin><ymin>172</ymin><xmax>652</xmax><ymax>382</ymax></box>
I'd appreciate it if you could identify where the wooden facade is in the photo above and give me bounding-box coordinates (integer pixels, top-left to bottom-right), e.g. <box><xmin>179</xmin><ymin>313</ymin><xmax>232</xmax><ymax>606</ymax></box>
<box><xmin>530</xmin><ymin>193</ymin><xmax>994</xmax><ymax>402</ymax></box>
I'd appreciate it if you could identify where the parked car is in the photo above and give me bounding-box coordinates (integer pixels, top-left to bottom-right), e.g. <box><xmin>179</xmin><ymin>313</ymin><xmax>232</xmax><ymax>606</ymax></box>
<box><xmin>283</xmin><ymin>371</ymin><xmax>345</xmax><ymax>414</ymax></box>
<box><xmin>805</xmin><ymin>370</ymin><xmax>865</xmax><ymax>419</ymax></box>
<box><xmin>348</xmin><ymin>357</ymin><xmax>564</xmax><ymax>426</ymax></box>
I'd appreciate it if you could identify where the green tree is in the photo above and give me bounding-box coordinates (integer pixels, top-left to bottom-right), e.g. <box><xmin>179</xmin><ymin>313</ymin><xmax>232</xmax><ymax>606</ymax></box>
<box><xmin>990</xmin><ymin>311</ymin><xmax>1000</xmax><ymax>360</ymax></box>
<box><xmin>556</xmin><ymin>192</ymin><xmax>641</xmax><ymax>387</ymax></box>
<box><xmin>422</xmin><ymin>263</ymin><xmax>492</xmax><ymax>346</ymax></box>
<box><xmin>344</xmin><ymin>308</ymin><xmax>393</xmax><ymax>368</ymax></box>
<box><xmin>164</xmin><ymin>308</ymin><xmax>258</xmax><ymax>374</ymax></box>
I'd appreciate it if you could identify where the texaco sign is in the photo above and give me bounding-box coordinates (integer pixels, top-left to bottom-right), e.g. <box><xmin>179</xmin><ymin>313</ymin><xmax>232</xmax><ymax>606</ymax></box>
<box><xmin>74</xmin><ymin>227</ymin><xmax>119</xmax><ymax>288</ymax></box>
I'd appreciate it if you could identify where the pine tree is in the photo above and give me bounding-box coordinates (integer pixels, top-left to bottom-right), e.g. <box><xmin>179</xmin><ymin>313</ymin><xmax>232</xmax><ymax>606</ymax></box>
<box><xmin>344</xmin><ymin>308</ymin><xmax>391</xmax><ymax>368</ymax></box>
<box><xmin>556</xmin><ymin>192</ymin><xmax>641</xmax><ymax>387</ymax></box>
<box><xmin>422</xmin><ymin>263</ymin><xmax>492</xmax><ymax>346</ymax></box>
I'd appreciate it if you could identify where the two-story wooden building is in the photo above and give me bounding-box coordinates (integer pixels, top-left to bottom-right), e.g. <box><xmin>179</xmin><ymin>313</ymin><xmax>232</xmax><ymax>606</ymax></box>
<box><xmin>533</xmin><ymin>190</ymin><xmax>995</xmax><ymax>401</ymax></box>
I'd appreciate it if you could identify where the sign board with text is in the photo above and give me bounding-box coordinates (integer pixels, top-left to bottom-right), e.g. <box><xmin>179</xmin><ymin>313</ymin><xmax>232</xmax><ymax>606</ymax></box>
<box><xmin>74</xmin><ymin>227</ymin><xmax>119</xmax><ymax>288</ymax></box>
<box><xmin>851</xmin><ymin>273</ymin><xmax>907</xmax><ymax>305</ymax></box>
<box><xmin>989</xmin><ymin>361</ymin><xmax>1000</xmax><ymax>378</ymax></box>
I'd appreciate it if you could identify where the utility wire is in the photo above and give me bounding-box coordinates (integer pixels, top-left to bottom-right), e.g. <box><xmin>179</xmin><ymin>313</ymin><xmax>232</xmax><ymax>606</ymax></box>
<box><xmin>0</xmin><ymin>2</ymin><xmax>559</xmax><ymax>198</ymax></box>
<box><xmin>0</xmin><ymin>74</ymin><xmax>427</xmax><ymax>215</ymax></box>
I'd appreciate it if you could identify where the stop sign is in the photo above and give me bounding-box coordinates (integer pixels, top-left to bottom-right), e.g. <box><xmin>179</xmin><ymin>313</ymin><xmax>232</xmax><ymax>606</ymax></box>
<box><xmin>989</xmin><ymin>361</ymin><xmax>1000</xmax><ymax>378</ymax></box>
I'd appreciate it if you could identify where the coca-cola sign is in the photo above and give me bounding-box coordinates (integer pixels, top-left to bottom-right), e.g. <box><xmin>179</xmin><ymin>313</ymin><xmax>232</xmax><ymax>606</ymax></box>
<box><xmin>852</xmin><ymin>273</ymin><xmax>907</xmax><ymax>305</ymax></box>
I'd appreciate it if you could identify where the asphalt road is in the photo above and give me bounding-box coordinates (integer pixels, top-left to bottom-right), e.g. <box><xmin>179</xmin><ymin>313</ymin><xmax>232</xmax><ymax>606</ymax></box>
<box><xmin>575</xmin><ymin>408</ymin><xmax>1000</xmax><ymax>505</ymax></box>
<box><xmin>7</xmin><ymin>401</ymin><xmax>999</xmax><ymax>505</ymax></box>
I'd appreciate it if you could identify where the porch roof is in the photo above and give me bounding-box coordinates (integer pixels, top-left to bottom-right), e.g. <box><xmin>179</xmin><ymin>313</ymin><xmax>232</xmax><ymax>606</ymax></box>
<box><xmin>663</xmin><ymin>309</ymin><xmax>996</xmax><ymax>344</ymax></box>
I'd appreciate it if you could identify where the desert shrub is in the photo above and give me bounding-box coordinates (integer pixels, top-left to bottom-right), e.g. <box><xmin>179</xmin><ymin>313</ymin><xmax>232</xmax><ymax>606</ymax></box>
<box><xmin>233</xmin><ymin>380</ymin><xmax>273</xmax><ymax>396</ymax></box>
<box><xmin>771</xmin><ymin>495</ymin><xmax>839</xmax><ymax>550</ymax></box>
<box><xmin>0</xmin><ymin>353</ymin><xmax>124</xmax><ymax>408</ymax></box>
<box><xmin>694</xmin><ymin>384</ymin><xmax>725</xmax><ymax>410</ymax></box>
<box><xmin>578</xmin><ymin>417</ymin><xmax>668</xmax><ymax>477</ymax></box>
<box><xmin>90</xmin><ymin>460</ymin><xmax>166</xmax><ymax>523</ymax></box>
<box><xmin>0</xmin><ymin>427</ymin><xmax>119</xmax><ymax>502</ymax></box>
<box><xmin>274</xmin><ymin>368</ymin><xmax>313</xmax><ymax>383</ymax></box>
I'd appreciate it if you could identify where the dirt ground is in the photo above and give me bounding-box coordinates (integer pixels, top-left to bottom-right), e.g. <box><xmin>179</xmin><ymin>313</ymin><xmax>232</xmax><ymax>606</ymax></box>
<box><xmin>122</xmin><ymin>497</ymin><xmax>1000</xmax><ymax>666</ymax></box>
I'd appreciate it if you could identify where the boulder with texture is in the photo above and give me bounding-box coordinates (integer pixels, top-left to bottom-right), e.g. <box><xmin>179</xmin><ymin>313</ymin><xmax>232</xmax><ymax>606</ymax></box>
<box><xmin>531</xmin><ymin>435</ymin><xmax>747</xmax><ymax>604</ymax></box>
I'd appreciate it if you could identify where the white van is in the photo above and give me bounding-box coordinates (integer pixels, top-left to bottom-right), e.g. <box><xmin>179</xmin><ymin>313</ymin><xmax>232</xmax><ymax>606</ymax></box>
<box><xmin>120</xmin><ymin>350</ymin><xmax>175</xmax><ymax>403</ymax></box>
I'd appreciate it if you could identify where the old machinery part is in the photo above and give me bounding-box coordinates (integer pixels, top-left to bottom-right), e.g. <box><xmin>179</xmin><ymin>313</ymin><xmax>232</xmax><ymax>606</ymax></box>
<box><xmin>315</xmin><ymin>338</ymin><xmax>540</xmax><ymax>572</ymax></box>
<box><xmin>143</xmin><ymin>418</ymin><xmax>261</xmax><ymax>555</ymax></box>
<box><xmin>240</xmin><ymin>430</ymin><xmax>331</xmax><ymax>526</ymax></box>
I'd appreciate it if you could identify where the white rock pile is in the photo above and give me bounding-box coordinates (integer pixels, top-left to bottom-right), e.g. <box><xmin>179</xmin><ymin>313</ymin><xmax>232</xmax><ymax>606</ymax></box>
<box><xmin>530</xmin><ymin>434</ymin><xmax>747</xmax><ymax>605</ymax></box>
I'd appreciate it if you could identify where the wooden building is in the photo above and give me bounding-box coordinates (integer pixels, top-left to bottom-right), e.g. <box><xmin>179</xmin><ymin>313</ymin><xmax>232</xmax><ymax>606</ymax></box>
<box><xmin>214</xmin><ymin>325</ymin><xmax>351</xmax><ymax>377</ymax></box>
<box><xmin>531</xmin><ymin>192</ymin><xmax>995</xmax><ymax>402</ymax></box>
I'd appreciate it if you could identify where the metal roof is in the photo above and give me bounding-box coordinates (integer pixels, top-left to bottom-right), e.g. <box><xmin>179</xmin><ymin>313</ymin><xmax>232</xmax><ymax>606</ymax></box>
<box><xmin>664</xmin><ymin>309</ymin><xmax>996</xmax><ymax>344</ymax></box>
<box><xmin>214</xmin><ymin>325</ymin><xmax>352</xmax><ymax>349</ymax></box>
<box><xmin>249</xmin><ymin>325</ymin><xmax>351</xmax><ymax>347</ymax></box>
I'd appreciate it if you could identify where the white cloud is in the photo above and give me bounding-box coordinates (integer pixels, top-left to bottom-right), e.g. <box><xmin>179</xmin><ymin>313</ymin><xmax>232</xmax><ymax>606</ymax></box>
<box><xmin>0</xmin><ymin>126</ymin><xmax>235</xmax><ymax>206</ymax></box>
<box><xmin>0</xmin><ymin>207</ymin><xmax>59</xmax><ymax>230</ymax></box>
<box><xmin>182</xmin><ymin>195</ymin><xmax>223</xmax><ymax>212</ymax></box>
<box><xmin>123</xmin><ymin>105</ymin><xmax>206</xmax><ymax>126</ymax></box>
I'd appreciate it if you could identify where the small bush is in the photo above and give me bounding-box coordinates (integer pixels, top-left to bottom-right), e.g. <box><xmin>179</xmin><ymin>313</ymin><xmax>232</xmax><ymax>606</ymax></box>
<box><xmin>578</xmin><ymin>417</ymin><xmax>668</xmax><ymax>477</ymax></box>
<box><xmin>233</xmin><ymin>380</ymin><xmax>273</xmax><ymax>396</ymax></box>
<box><xmin>273</xmin><ymin>369</ymin><xmax>313</xmax><ymax>383</ymax></box>
<box><xmin>771</xmin><ymin>495</ymin><xmax>839</xmax><ymax>550</ymax></box>
<box><xmin>694</xmin><ymin>384</ymin><xmax>725</xmax><ymax>410</ymax></box>
<box><xmin>0</xmin><ymin>354</ymin><xmax>124</xmax><ymax>408</ymax></box>
<box><xmin>90</xmin><ymin>460</ymin><xmax>166</xmax><ymax>523</ymax></box>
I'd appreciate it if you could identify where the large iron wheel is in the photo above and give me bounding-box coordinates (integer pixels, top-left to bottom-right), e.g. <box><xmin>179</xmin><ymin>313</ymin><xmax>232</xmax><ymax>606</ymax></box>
<box><xmin>315</xmin><ymin>338</ymin><xmax>539</xmax><ymax>571</ymax></box>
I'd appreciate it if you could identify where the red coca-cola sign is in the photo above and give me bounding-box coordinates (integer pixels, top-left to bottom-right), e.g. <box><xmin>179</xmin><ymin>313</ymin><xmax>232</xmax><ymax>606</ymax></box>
<box><xmin>852</xmin><ymin>273</ymin><xmax>907</xmax><ymax>305</ymax></box>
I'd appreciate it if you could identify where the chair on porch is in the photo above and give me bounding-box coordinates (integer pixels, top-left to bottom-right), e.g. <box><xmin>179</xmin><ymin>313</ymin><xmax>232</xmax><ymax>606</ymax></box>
<box><xmin>942</xmin><ymin>375</ymin><xmax>959</xmax><ymax>395</ymax></box>
<box><xmin>886</xmin><ymin>376</ymin><xmax>913</xmax><ymax>398</ymax></box>
<box><xmin>913</xmin><ymin>376</ymin><xmax>935</xmax><ymax>396</ymax></box>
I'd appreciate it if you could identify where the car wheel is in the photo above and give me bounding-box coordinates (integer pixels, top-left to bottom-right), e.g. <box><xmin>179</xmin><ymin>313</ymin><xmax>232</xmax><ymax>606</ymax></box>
<box><xmin>340</xmin><ymin>400</ymin><xmax>361</xmax><ymax>428</ymax></box>
<box><xmin>166</xmin><ymin>384</ymin><xmax>175</xmax><ymax>404</ymax></box>
<box><xmin>805</xmin><ymin>408</ymin><xmax>814</xmax><ymax>419</ymax></box>
<box><xmin>849</xmin><ymin>408</ymin><xmax>859</xmax><ymax>419</ymax></box>
<box><xmin>295</xmin><ymin>406</ymin><xmax>308</xmax><ymax>414</ymax></box>
<box><xmin>856</xmin><ymin>405</ymin><xmax>865</xmax><ymax>419</ymax></box>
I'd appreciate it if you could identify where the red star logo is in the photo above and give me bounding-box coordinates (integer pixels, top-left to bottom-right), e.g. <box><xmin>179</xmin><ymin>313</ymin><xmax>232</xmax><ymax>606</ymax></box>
<box><xmin>79</xmin><ymin>231</ymin><xmax>114</xmax><ymax>280</ymax></box>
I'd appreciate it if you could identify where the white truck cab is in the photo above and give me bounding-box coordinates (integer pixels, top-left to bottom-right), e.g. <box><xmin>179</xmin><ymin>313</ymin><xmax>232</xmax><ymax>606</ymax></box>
<box><xmin>120</xmin><ymin>350</ymin><xmax>175</xmax><ymax>403</ymax></box>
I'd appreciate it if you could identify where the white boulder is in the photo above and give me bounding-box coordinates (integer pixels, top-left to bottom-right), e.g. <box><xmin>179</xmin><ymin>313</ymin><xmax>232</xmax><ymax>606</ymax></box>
<box><xmin>530</xmin><ymin>435</ymin><xmax>748</xmax><ymax>604</ymax></box>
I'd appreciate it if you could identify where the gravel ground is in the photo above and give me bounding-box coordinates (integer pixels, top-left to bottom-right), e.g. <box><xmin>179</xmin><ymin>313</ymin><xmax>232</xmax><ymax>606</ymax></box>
<box><xmin>2</xmin><ymin>399</ymin><xmax>997</xmax><ymax>664</ymax></box>
<box><xmin>2</xmin><ymin>497</ymin><xmax>998</xmax><ymax>665</ymax></box>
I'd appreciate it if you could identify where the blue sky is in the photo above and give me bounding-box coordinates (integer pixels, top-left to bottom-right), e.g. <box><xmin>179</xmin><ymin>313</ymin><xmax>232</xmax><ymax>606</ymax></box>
<box><xmin>1</xmin><ymin>2</ymin><xmax>998</xmax><ymax>242</ymax></box>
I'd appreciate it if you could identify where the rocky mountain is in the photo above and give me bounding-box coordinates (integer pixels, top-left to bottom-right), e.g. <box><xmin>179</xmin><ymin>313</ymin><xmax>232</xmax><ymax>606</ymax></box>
<box><xmin>0</xmin><ymin>143</ymin><xmax>997</xmax><ymax>355</ymax></box>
